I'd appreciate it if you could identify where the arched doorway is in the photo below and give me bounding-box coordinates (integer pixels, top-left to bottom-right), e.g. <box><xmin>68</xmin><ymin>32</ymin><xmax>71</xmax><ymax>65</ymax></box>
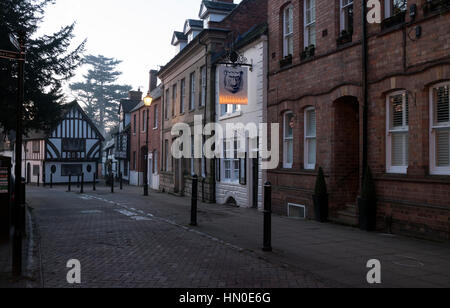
<box><xmin>332</xmin><ymin>96</ymin><xmax>360</xmax><ymax>212</ymax></box>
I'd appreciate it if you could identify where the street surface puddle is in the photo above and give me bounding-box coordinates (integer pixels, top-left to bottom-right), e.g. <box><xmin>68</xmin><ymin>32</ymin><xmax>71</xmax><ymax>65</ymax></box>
<box><xmin>115</xmin><ymin>209</ymin><xmax>137</xmax><ymax>217</ymax></box>
<box><xmin>81</xmin><ymin>210</ymin><xmax>102</xmax><ymax>214</ymax></box>
<box><xmin>391</xmin><ymin>255</ymin><xmax>425</xmax><ymax>268</ymax></box>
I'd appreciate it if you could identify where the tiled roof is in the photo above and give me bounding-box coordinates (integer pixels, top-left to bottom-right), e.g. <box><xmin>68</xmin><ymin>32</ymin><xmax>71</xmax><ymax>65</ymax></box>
<box><xmin>186</xmin><ymin>19</ymin><xmax>203</xmax><ymax>29</ymax></box>
<box><xmin>120</xmin><ymin>99</ymin><xmax>140</xmax><ymax>113</ymax></box>
<box><xmin>202</xmin><ymin>0</ymin><xmax>237</xmax><ymax>11</ymax></box>
<box><xmin>174</xmin><ymin>31</ymin><xmax>188</xmax><ymax>41</ymax></box>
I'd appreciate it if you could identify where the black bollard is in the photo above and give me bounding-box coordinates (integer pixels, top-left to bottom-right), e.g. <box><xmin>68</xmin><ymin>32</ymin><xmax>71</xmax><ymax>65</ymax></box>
<box><xmin>93</xmin><ymin>173</ymin><xmax>96</xmax><ymax>191</ymax></box>
<box><xmin>68</xmin><ymin>175</ymin><xmax>71</xmax><ymax>192</ymax></box>
<box><xmin>263</xmin><ymin>182</ymin><xmax>272</xmax><ymax>252</ymax></box>
<box><xmin>50</xmin><ymin>173</ymin><xmax>53</xmax><ymax>188</ymax></box>
<box><xmin>111</xmin><ymin>174</ymin><xmax>114</xmax><ymax>193</ymax></box>
<box><xmin>190</xmin><ymin>175</ymin><xmax>198</xmax><ymax>226</ymax></box>
<box><xmin>120</xmin><ymin>172</ymin><xmax>123</xmax><ymax>190</ymax></box>
<box><xmin>37</xmin><ymin>173</ymin><xmax>40</xmax><ymax>187</ymax></box>
<box><xmin>80</xmin><ymin>173</ymin><xmax>84</xmax><ymax>194</ymax></box>
<box><xmin>77</xmin><ymin>175</ymin><xmax>80</xmax><ymax>188</ymax></box>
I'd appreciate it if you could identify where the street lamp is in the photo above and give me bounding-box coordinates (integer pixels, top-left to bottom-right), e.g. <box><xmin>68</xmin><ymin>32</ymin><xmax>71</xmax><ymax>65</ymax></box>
<box><xmin>143</xmin><ymin>93</ymin><xmax>152</xmax><ymax>196</ymax></box>
<box><xmin>144</xmin><ymin>93</ymin><xmax>153</xmax><ymax>107</ymax></box>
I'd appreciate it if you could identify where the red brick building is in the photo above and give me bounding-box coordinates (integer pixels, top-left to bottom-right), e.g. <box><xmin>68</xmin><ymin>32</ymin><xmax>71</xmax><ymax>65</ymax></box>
<box><xmin>129</xmin><ymin>70</ymin><xmax>162</xmax><ymax>190</ymax></box>
<box><xmin>267</xmin><ymin>0</ymin><xmax>450</xmax><ymax>240</ymax></box>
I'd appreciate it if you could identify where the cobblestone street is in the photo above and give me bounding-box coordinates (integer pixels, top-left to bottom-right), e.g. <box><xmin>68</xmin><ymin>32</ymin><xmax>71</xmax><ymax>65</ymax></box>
<box><xmin>28</xmin><ymin>185</ymin><xmax>330</xmax><ymax>288</ymax></box>
<box><xmin>18</xmin><ymin>183</ymin><xmax>450</xmax><ymax>288</ymax></box>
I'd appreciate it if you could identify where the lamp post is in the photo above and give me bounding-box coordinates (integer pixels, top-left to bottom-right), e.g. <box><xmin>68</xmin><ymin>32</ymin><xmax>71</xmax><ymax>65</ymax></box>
<box><xmin>11</xmin><ymin>33</ymin><xmax>25</xmax><ymax>277</ymax></box>
<box><xmin>143</xmin><ymin>93</ymin><xmax>152</xmax><ymax>196</ymax></box>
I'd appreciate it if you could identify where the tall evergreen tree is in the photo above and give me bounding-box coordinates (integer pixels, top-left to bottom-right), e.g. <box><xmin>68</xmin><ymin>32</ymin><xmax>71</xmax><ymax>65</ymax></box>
<box><xmin>70</xmin><ymin>55</ymin><xmax>132</xmax><ymax>135</ymax></box>
<box><xmin>0</xmin><ymin>0</ymin><xmax>85</xmax><ymax>133</ymax></box>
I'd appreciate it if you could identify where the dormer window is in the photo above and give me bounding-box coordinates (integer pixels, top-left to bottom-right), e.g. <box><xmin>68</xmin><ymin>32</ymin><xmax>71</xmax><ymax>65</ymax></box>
<box><xmin>199</xmin><ymin>0</ymin><xmax>237</xmax><ymax>29</ymax></box>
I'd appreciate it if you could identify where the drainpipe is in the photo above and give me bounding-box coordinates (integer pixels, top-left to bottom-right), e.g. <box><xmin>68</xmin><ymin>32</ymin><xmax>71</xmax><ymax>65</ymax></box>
<box><xmin>361</xmin><ymin>0</ymin><xmax>369</xmax><ymax>183</ymax></box>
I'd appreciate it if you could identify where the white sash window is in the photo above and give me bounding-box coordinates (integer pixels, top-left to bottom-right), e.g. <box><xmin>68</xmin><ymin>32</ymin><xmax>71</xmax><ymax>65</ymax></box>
<box><xmin>430</xmin><ymin>83</ymin><xmax>450</xmax><ymax>175</ymax></box>
<box><xmin>386</xmin><ymin>91</ymin><xmax>409</xmax><ymax>173</ymax></box>
<box><xmin>304</xmin><ymin>0</ymin><xmax>316</xmax><ymax>47</ymax></box>
<box><xmin>304</xmin><ymin>107</ymin><xmax>316</xmax><ymax>170</ymax></box>
<box><xmin>283</xmin><ymin>5</ymin><xmax>294</xmax><ymax>57</ymax></box>
<box><xmin>283</xmin><ymin>111</ymin><xmax>294</xmax><ymax>169</ymax></box>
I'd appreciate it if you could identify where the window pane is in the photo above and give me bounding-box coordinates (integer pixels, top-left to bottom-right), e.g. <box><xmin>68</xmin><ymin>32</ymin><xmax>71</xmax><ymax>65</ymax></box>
<box><xmin>436</xmin><ymin>129</ymin><xmax>450</xmax><ymax>167</ymax></box>
<box><xmin>284</xmin><ymin>113</ymin><xmax>294</xmax><ymax>138</ymax></box>
<box><xmin>306</xmin><ymin>110</ymin><xmax>316</xmax><ymax>137</ymax></box>
<box><xmin>435</xmin><ymin>86</ymin><xmax>450</xmax><ymax>124</ymax></box>
<box><xmin>286</xmin><ymin>140</ymin><xmax>293</xmax><ymax>165</ymax></box>
<box><xmin>308</xmin><ymin>138</ymin><xmax>316</xmax><ymax>165</ymax></box>
<box><xmin>392</xmin><ymin>132</ymin><xmax>408</xmax><ymax>166</ymax></box>
<box><xmin>391</xmin><ymin>94</ymin><xmax>404</xmax><ymax>128</ymax></box>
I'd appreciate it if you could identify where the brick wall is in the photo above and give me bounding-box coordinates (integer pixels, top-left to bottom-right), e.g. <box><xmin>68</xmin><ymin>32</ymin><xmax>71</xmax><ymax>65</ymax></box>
<box><xmin>268</xmin><ymin>0</ymin><xmax>450</xmax><ymax>240</ymax></box>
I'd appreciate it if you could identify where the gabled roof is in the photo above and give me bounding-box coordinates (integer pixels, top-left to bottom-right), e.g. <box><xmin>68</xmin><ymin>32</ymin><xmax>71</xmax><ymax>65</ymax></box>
<box><xmin>184</xmin><ymin>19</ymin><xmax>204</xmax><ymax>34</ymax></box>
<box><xmin>199</xmin><ymin>0</ymin><xmax>237</xmax><ymax>19</ymax></box>
<box><xmin>172</xmin><ymin>31</ymin><xmax>188</xmax><ymax>46</ymax></box>
<box><xmin>59</xmin><ymin>101</ymin><xmax>105</xmax><ymax>141</ymax></box>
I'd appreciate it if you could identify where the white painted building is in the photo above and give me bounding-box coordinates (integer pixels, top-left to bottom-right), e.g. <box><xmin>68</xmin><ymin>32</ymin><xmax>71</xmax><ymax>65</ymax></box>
<box><xmin>43</xmin><ymin>101</ymin><xmax>104</xmax><ymax>184</ymax></box>
<box><xmin>214</xmin><ymin>24</ymin><xmax>268</xmax><ymax>209</ymax></box>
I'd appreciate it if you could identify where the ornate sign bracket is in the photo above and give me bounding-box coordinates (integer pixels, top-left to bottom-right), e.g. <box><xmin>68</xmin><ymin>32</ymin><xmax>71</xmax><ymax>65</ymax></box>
<box><xmin>217</xmin><ymin>50</ymin><xmax>253</xmax><ymax>71</ymax></box>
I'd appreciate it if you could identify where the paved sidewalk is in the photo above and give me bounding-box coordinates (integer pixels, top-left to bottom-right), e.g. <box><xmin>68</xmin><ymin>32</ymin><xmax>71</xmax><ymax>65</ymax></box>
<box><xmin>29</xmin><ymin>183</ymin><xmax>450</xmax><ymax>288</ymax></box>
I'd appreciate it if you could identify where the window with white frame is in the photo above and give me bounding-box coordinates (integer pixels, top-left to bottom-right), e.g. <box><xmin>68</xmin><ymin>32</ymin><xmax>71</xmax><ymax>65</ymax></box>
<box><xmin>340</xmin><ymin>0</ymin><xmax>354</xmax><ymax>34</ymax></box>
<box><xmin>304</xmin><ymin>107</ymin><xmax>316</xmax><ymax>170</ymax></box>
<box><xmin>220</xmin><ymin>103</ymin><xmax>241</xmax><ymax>117</ymax></box>
<box><xmin>304</xmin><ymin>0</ymin><xmax>316</xmax><ymax>47</ymax></box>
<box><xmin>190</xmin><ymin>72</ymin><xmax>196</xmax><ymax>110</ymax></box>
<box><xmin>200</xmin><ymin>66</ymin><xmax>206</xmax><ymax>107</ymax></box>
<box><xmin>386</xmin><ymin>91</ymin><xmax>409</xmax><ymax>173</ymax></box>
<box><xmin>283</xmin><ymin>111</ymin><xmax>294</xmax><ymax>168</ymax></box>
<box><xmin>283</xmin><ymin>4</ymin><xmax>294</xmax><ymax>57</ymax></box>
<box><xmin>430</xmin><ymin>83</ymin><xmax>450</xmax><ymax>174</ymax></box>
<box><xmin>223</xmin><ymin>139</ymin><xmax>240</xmax><ymax>182</ymax></box>
<box><xmin>385</xmin><ymin>0</ymin><xmax>407</xmax><ymax>18</ymax></box>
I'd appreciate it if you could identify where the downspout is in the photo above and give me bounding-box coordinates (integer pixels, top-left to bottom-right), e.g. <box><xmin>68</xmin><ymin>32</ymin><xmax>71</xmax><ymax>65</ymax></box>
<box><xmin>361</xmin><ymin>0</ymin><xmax>369</xmax><ymax>183</ymax></box>
<box><xmin>199</xmin><ymin>37</ymin><xmax>210</xmax><ymax>203</ymax></box>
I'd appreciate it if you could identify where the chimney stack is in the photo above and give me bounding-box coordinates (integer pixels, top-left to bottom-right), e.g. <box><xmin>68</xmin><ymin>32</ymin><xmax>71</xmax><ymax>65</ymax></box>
<box><xmin>128</xmin><ymin>89</ymin><xmax>142</xmax><ymax>101</ymax></box>
<box><xmin>149</xmin><ymin>70</ymin><xmax>158</xmax><ymax>92</ymax></box>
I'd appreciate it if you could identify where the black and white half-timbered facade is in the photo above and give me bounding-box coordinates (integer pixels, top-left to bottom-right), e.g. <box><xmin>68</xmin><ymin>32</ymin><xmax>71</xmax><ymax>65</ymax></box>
<box><xmin>44</xmin><ymin>102</ymin><xmax>104</xmax><ymax>184</ymax></box>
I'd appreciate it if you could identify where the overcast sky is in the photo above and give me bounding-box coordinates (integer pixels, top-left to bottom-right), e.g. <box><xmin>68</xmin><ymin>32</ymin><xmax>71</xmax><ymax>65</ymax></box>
<box><xmin>37</xmin><ymin>0</ymin><xmax>242</xmax><ymax>98</ymax></box>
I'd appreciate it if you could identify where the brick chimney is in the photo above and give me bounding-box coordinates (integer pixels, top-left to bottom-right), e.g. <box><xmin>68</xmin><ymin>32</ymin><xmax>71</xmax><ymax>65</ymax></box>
<box><xmin>149</xmin><ymin>70</ymin><xmax>158</xmax><ymax>92</ymax></box>
<box><xmin>128</xmin><ymin>90</ymin><xmax>142</xmax><ymax>101</ymax></box>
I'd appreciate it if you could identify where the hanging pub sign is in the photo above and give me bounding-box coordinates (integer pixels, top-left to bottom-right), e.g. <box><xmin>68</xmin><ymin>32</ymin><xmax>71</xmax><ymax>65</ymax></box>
<box><xmin>218</xmin><ymin>65</ymin><xmax>248</xmax><ymax>105</ymax></box>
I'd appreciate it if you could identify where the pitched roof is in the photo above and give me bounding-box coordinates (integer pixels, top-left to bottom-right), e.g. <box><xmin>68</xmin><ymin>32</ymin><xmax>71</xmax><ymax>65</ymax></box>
<box><xmin>120</xmin><ymin>99</ymin><xmax>140</xmax><ymax>114</ymax></box>
<box><xmin>202</xmin><ymin>0</ymin><xmax>237</xmax><ymax>12</ymax></box>
<box><xmin>185</xmin><ymin>19</ymin><xmax>204</xmax><ymax>31</ymax></box>
<box><xmin>59</xmin><ymin>101</ymin><xmax>105</xmax><ymax>141</ymax></box>
<box><xmin>130</xmin><ymin>85</ymin><xmax>163</xmax><ymax>113</ymax></box>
